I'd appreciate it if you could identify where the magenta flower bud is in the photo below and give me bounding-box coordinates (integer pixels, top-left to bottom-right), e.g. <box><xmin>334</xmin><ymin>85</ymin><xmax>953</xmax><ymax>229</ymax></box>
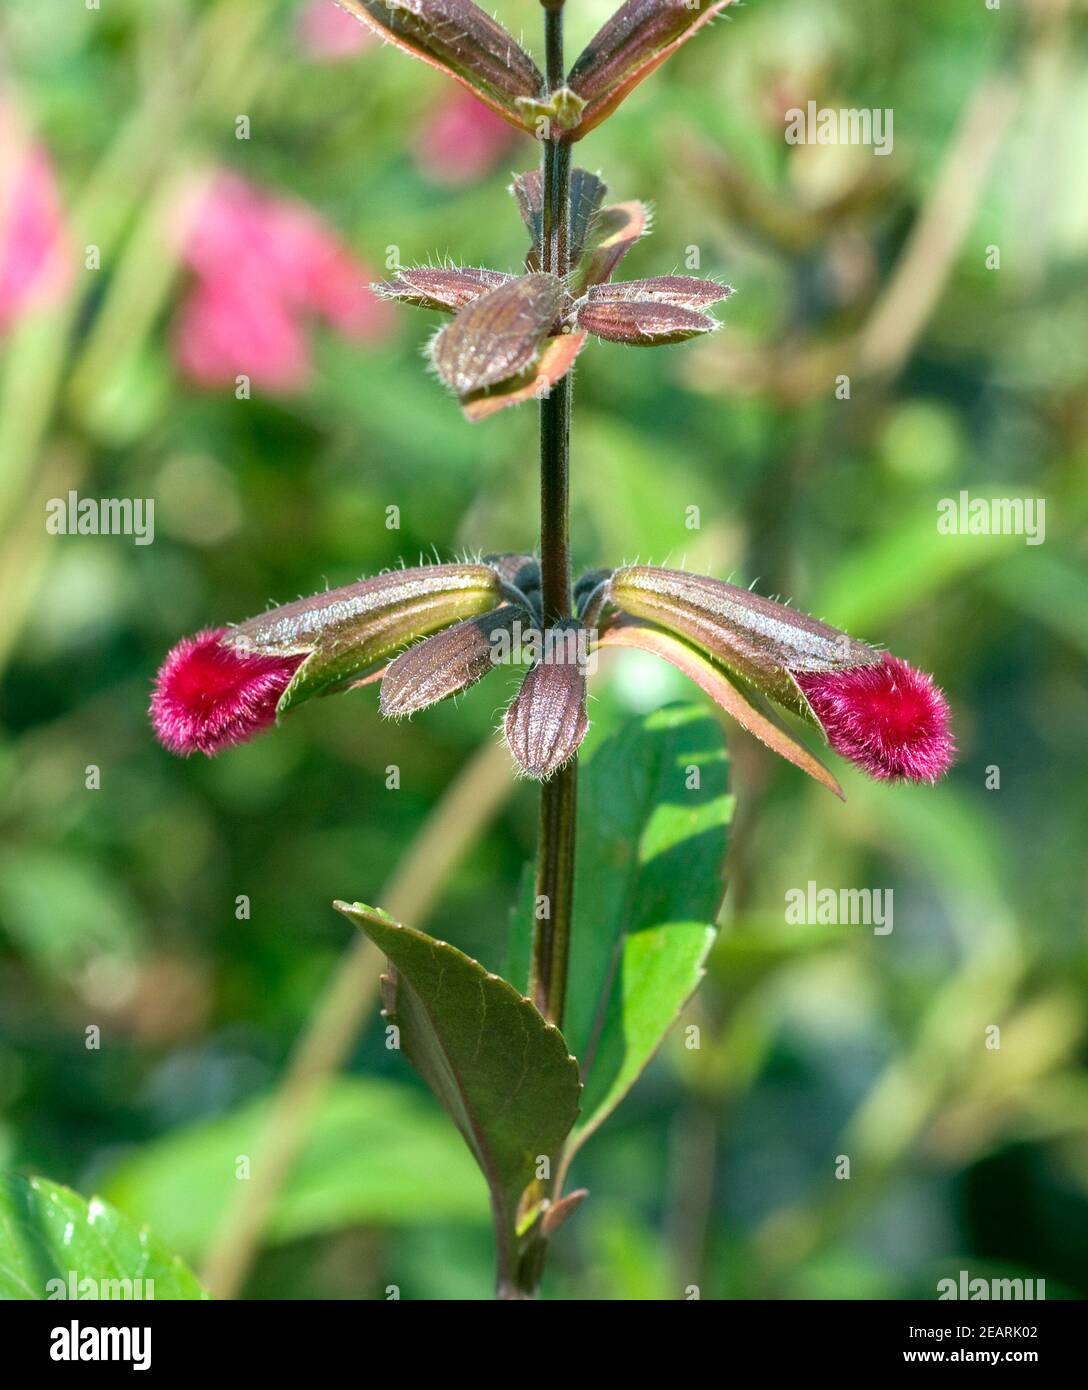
<box><xmin>150</xmin><ymin>628</ymin><xmax>305</xmax><ymax>757</ymax></box>
<box><xmin>604</xmin><ymin>566</ymin><xmax>955</xmax><ymax>787</ymax></box>
<box><xmin>794</xmin><ymin>655</ymin><xmax>955</xmax><ymax>784</ymax></box>
<box><xmin>151</xmin><ymin>563</ymin><xmax>506</xmax><ymax>759</ymax></box>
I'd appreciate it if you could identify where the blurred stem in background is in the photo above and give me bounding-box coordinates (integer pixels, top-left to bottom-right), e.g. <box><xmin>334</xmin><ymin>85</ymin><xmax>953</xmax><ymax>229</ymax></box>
<box><xmin>0</xmin><ymin>0</ymin><xmax>272</xmax><ymax>668</ymax></box>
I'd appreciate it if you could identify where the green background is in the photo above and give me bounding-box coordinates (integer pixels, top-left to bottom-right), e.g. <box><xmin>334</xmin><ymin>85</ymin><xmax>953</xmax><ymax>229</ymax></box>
<box><xmin>1</xmin><ymin>0</ymin><xmax>1086</xmax><ymax>1298</ymax></box>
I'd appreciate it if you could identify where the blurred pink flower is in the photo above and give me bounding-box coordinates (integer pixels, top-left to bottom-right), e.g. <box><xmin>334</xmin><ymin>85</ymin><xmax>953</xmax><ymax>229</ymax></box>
<box><xmin>296</xmin><ymin>0</ymin><xmax>373</xmax><ymax>61</ymax></box>
<box><xmin>413</xmin><ymin>90</ymin><xmax>521</xmax><ymax>187</ymax></box>
<box><xmin>174</xmin><ymin>172</ymin><xmax>392</xmax><ymax>393</ymax></box>
<box><xmin>0</xmin><ymin>111</ymin><xmax>71</xmax><ymax>332</ymax></box>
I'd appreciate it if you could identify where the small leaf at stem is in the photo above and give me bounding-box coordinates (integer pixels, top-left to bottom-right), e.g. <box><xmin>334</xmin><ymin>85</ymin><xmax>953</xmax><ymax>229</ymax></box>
<box><xmin>336</xmin><ymin>0</ymin><xmax>544</xmax><ymax>132</ymax></box>
<box><xmin>572</xmin><ymin>200</ymin><xmax>648</xmax><ymax>294</ymax></box>
<box><xmin>430</xmin><ymin>272</ymin><xmax>568</xmax><ymax>397</ymax></box>
<box><xmin>333</xmin><ymin>903</ymin><xmax>581</xmax><ymax>1280</ymax></box>
<box><xmin>373</xmin><ymin>266</ymin><xmax>512</xmax><ymax>313</ymax></box>
<box><xmin>461</xmin><ymin>330</ymin><xmax>587</xmax><ymax>421</ymax></box>
<box><xmin>566</xmin><ymin>0</ymin><xmax>735</xmax><ymax>139</ymax></box>
<box><xmin>514</xmin><ymin>87</ymin><xmax>586</xmax><ymax>134</ymax></box>
<box><xmin>577</xmin><ymin>298</ymin><xmax>719</xmax><ymax>344</ymax></box>
<box><xmin>541</xmin><ymin>1187</ymin><xmax>589</xmax><ymax>1237</ymax></box>
<box><xmin>380</xmin><ymin>604</ymin><xmax>524</xmax><ymax>716</ymax></box>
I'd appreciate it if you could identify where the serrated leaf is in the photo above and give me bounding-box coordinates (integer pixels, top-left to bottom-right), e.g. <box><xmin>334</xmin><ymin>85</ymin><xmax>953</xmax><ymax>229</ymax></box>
<box><xmin>0</xmin><ymin>1173</ymin><xmax>207</xmax><ymax>1300</ymax></box>
<box><xmin>102</xmin><ymin>1078</ymin><xmax>488</xmax><ymax>1260</ymax></box>
<box><xmin>334</xmin><ymin>903</ymin><xmax>581</xmax><ymax>1278</ymax></box>
<box><xmin>562</xmin><ymin>704</ymin><xmax>734</xmax><ymax>1152</ymax></box>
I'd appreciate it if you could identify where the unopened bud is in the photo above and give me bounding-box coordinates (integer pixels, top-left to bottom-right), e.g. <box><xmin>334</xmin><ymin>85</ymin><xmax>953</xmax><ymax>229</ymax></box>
<box><xmin>504</xmin><ymin>623</ymin><xmax>589</xmax><ymax>778</ymax></box>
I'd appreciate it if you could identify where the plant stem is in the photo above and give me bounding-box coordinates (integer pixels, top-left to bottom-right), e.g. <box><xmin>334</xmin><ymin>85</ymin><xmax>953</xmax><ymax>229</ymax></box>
<box><xmin>529</xmin><ymin>4</ymin><xmax>577</xmax><ymax>1034</ymax></box>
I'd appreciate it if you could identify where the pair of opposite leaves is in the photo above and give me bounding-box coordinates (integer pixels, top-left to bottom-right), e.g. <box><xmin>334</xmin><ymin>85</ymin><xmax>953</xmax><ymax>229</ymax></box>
<box><xmin>337</xmin><ymin>0</ymin><xmax>734</xmax><ymax>140</ymax></box>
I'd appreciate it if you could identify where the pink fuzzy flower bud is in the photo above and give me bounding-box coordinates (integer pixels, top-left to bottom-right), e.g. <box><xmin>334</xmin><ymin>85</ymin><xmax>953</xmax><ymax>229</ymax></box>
<box><xmin>793</xmin><ymin>654</ymin><xmax>955</xmax><ymax>784</ymax></box>
<box><xmin>150</xmin><ymin>628</ymin><xmax>305</xmax><ymax>757</ymax></box>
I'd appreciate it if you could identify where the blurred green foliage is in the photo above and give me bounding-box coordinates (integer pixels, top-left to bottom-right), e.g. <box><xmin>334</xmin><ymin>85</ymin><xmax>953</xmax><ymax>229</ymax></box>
<box><xmin>1</xmin><ymin>0</ymin><xmax>1086</xmax><ymax>1298</ymax></box>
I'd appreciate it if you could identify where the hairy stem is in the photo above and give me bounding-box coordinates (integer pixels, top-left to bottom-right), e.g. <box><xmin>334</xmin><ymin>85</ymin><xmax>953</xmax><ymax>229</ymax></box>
<box><xmin>529</xmin><ymin>4</ymin><xmax>576</xmax><ymax>1035</ymax></box>
<box><xmin>514</xmin><ymin>5</ymin><xmax>577</xmax><ymax>1300</ymax></box>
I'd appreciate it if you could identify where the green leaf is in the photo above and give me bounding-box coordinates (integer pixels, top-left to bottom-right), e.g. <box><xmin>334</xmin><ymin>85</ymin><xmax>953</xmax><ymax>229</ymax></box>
<box><xmin>102</xmin><ymin>1078</ymin><xmax>488</xmax><ymax>1260</ymax></box>
<box><xmin>0</xmin><ymin>1173</ymin><xmax>207</xmax><ymax>1300</ymax></box>
<box><xmin>334</xmin><ymin>903</ymin><xmax>581</xmax><ymax>1274</ymax></box>
<box><xmin>564</xmin><ymin>704</ymin><xmax>733</xmax><ymax>1151</ymax></box>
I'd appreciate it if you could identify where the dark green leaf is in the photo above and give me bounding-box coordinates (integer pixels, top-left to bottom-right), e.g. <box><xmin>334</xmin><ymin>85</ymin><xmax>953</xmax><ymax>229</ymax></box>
<box><xmin>334</xmin><ymin>903</ymin><xmax>581</xmax><ymax>1269</ymax></box>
